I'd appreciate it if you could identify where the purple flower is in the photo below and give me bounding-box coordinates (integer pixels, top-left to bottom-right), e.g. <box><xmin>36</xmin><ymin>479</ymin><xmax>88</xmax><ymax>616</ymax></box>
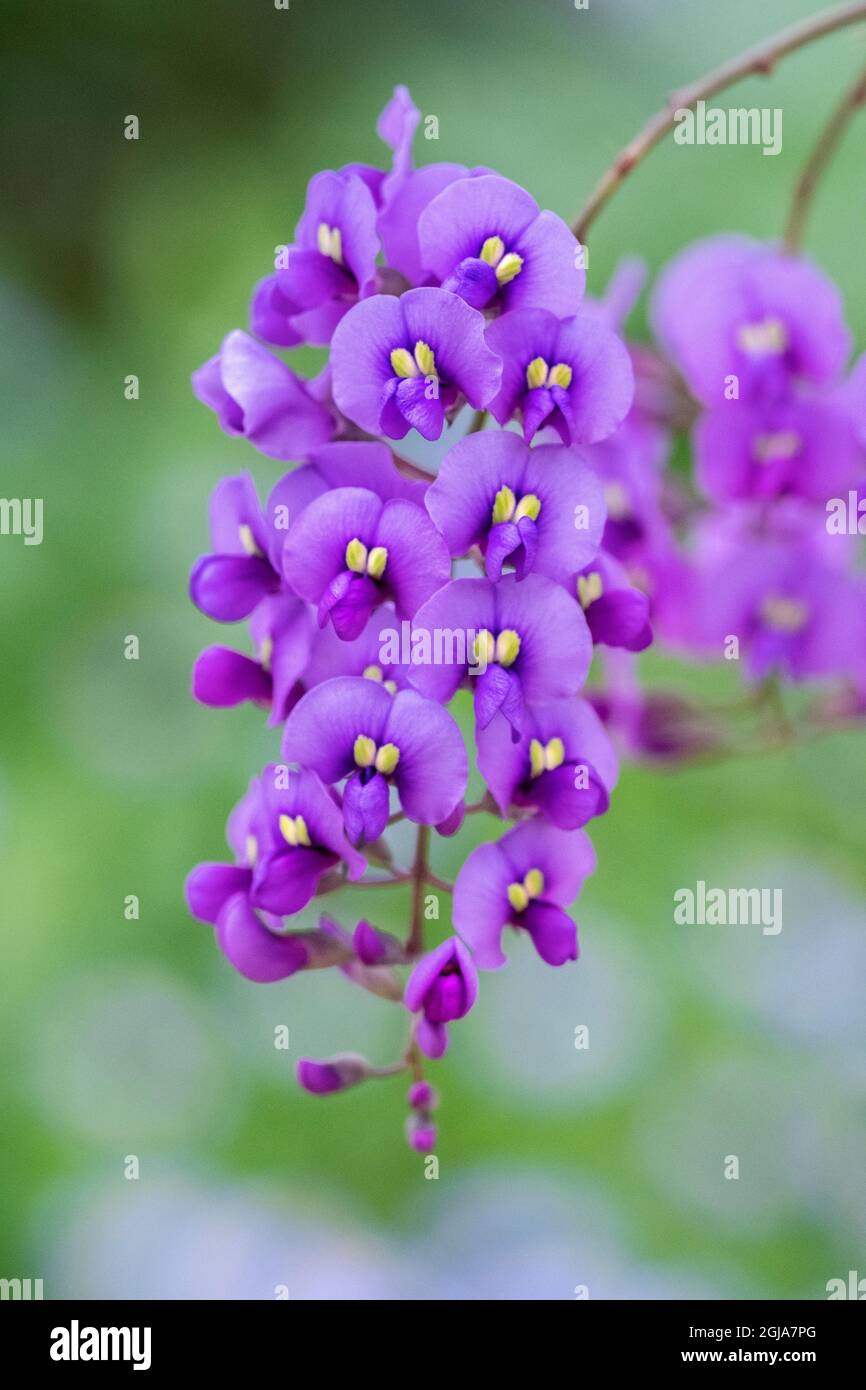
<box><xmin>282</xmin><ymin>676</ymin><xmax>468</xmax><ymax>844</ymax></box>
<box><xmin>485</xmin><ymin>308</ymin><xmax>633</xmax><ymax>444</ymax></box>
<box><xmin>192</xmin><ymin>595</ymin><xmax>313</xmax><ymax>725</ymax></box>
<box><xmin>418</xmin><ymin>174</ymin><xmax>585</xmax><ymax>316</ymax></box>
<box><xmin>408</xmin><ymin>573</ymin><xmax>592</xmax><ymax>737</ymax></box>
<box><xmin>249</xmin><ymin>763</ymin><xmax>367</xmax><ymax>914</ymax></box>
<box><xmin>330</xmin><ymin>287</ymin><xmax>502</xmax><ymax>441</ymax></box>
<box><xmin>189</xmin><ymin>472</ymin><xmax>282</xmax><ymax>622</ymax></box>
<box><xmin>453</xmin><ymin>819</ymin><xmax>596</xmax><ymax>970</ymax></box>
<box><xmin>476</xmin><ymin>696</ymin><xmax>618</xmax><ymax>829</ymax></box>
<box><xmin>650</xmin><ymin>235</ymin><xmax>852</xmax><ymax>406</ymax></box>
<box><xmin>687</xmin><ymin>520</ymin><xmax>858</xmax><ymax>682</ymax></box>
<box><xmin>282</xmin><ymin>487</ymin><xmax>451</xmax><ymax>640</ymax></box>
<box><xmin>576</xmin><ymin>549</ymin><xmax>653</xmax><ymax>652</ymax></box>
<box><xmin>404</xmin><ymin>936</ymin><xmax>478</xmax><ymax>1058</ymax></box>
<box><xmin>251</xmin><ymin>169</ymin><xmax>380</xmax><ymax>347</ymax></box>
<box><xmin>214</xmin><ymin>895</ymin><xmax>354</xmax><ymax>983</ymax></box>
<box><xmin>192</xmin><ymin>330</ymin><xmax>334</xmax><ymax>460</ymax></box>
<box><xmin>300</xmin><ymin>604</ymin><xmax>413</xmax><ymax>693</ymax></box>
<box><xmin>353</xmin><ymin>919</ymin><xmax>407</xmax><ymax>966</ymax></box>
<box><xmin>425</xmin><ymin>429</ymin><xmax>604</xmax><ymax>585</ymax></box>
<box><xmin>694</xmin><ymin>393</ymin><xmax>863</xmax><ymax>504</ymax></box>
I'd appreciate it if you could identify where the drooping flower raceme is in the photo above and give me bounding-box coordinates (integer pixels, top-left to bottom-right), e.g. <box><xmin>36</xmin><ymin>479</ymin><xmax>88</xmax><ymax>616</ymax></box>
<box><xmin>185</xmin><ymin>84</ymin><xmax>639</xmax><ymax>1153</ymax></box>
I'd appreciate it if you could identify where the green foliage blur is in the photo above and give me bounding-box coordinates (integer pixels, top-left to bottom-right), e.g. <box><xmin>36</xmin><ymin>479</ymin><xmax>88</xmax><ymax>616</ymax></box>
<box><xmin>0</xmin><ymin>0</ymin><xmax>864</xmax><ymax>1298</ymax></box>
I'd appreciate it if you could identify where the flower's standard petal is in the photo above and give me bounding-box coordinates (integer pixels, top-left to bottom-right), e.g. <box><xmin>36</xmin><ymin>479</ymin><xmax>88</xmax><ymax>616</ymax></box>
<box><xmin>378</xmin><ymin>162</ymin><xmax>471</xmax><ymax>284</ymax></box>
<box><xmin>307</xmin><ymin>441</ymin><xmax>428</xmax><ymax>506</ymax></box>
<box><xmin>191</xmin><ymin>354</ymin><xmax>241</xmax><ymax>432</ymax></box>
<box><xmin>419</xmin><ymin>174</ymin><xmax>539</xmax><ymax>282</ymax></box>
<box><xmin>296</xmin><ymin>170</ymin><xmax>380</xmax><ymax>298</ymax></box>
<box><xmin>551</xmin><ymin>314</ymin><xmax>634</xmax><ymax>443</ymax></box>
<box><xmin>521</xmin><ymin>900</ymin><xmax>578</xmax><ymax>967</ymax></box>
<box><xmin>426</xmin><ymin>429</ymin><xmax>528</xmax><ymax>557</ymax></box>
<box><xmin>497</xmin><ymin>818</ymin><xmax>596</xmax><ymax>907</ymax></box>
<box><xmin>216</xmin><ymin>893</ymin><xmax>309</xmax><ymax>982</ymax></box>
<box><xmin>282</xmin><ymin>487</ymin><xmax>383</xmax><ymax>605</ymax></box>
<box><xmin>505</xmin><ymin>209</ymin><xmax>585</xmax><ymax>316</ymax></box>
<box><xmin>452</xmin><ymin>839</ymin><xmax>513</xmax><ymax>970</ymax></box>
<box><xmin>189</xmin><ymin>554</ymin><xmax>279</xmax><ymax>622</ymax></box>
<box><xmin>494</xmin><ymin>573</ymin><xmax>592</xmax><ymax>701</ymax></box>
<box><xmin>282</xmin><ymin>675</ymin><xmax>392</xmax><ymax>782</ymax></box>
<box><xmin>331</xmin><ymin>294</ymin><xmax>406</xmax><ymax>436</ymax></box>
<box><xmin>185</xmin><ymin>863</ymin><xmax>252</xmax><ymax>925</ymax></box>
<box><xmin>408</xmin><ymin>577</ymin><xmax>497</xmax><ymax>703</ymax></box>
<box><xmin>373</xmin><ymin>498</ymin><xmax>452</xmax><ymax>618</ymax></box>
<box><xmin>400</xmin><ymin>287</ymin><xmax>502</xmax><ymax>408</ymax></box>
<box><xmin>384</xmin><ymin>689</ymin><xmax>468</xmax><ymax>825</ymax></box>
<box><xmin>192</xmin><ymin>647</ymin><xmax>271</xmax><ymax>709</ymax></box>
<box><xmin>521</xmin><ymin>443</ymin><xmax>606</xmax><ymax>585</ymax></box>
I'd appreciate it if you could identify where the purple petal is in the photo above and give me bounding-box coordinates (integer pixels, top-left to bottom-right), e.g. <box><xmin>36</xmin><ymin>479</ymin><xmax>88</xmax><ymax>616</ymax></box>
<box><xmin>216</xmin><ymin>893</ymin><xmax>309</xmax><ymax>982</ymax></box>
<box><xmin>385</xmin><ymin>689</ymin><xmax>468</xmax><ymax>825</ymax></box>
<box><xmin>282</xmin><ymin>675</ymin><xmax>392</xmax><ymax>781</ymax></box>
<box><xmin>185</xmin><ymin>863</ymin><xmax>252</xmax><ymax>925</ymax></box>
<box><xmin>192</xmin><ymin>647</ymin><xmax>271</xmax><ymax>708</ymax></box>
<box><xmin>189</xmin><ymin>554</ymin><xmax>278</xmax><ymax>622</ymax></box>
<box><xmin>521</xmin><ymin>900</ymin><xmax>579</xmax><ymax>966</ymax></box>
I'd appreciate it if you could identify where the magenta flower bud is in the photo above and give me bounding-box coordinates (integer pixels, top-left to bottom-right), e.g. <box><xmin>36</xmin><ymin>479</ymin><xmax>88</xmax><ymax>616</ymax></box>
<box><xmin>296</xmin><ymin>1053</ymin><xmax>370</xmax><ymax>1096</ymax></box>
<box><xmin>353</xmin><ymin>919</ymin><xmax>406</xmax><ymax>965</ymax></box>
<box><xmin>406</xmin><ymin>1115</ymin><xmax>437</xmax><ymax>1153</ymax></box>
<box><xmin>408</xmin><ymin>1081</ymin><xmax>436</xmax><ymax>1110</ymax></box>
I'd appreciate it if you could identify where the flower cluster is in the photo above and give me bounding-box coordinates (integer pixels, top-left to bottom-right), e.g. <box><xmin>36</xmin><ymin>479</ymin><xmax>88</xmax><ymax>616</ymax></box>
<box><xmin>575</xmin><ymin>239</ymin><xmax>866</xmax><ymax>758</ymax></box>
<box><xmin>185</xmin><ymin>87</ymin><xmax>638</xmax><ymax>1150</ymax></box>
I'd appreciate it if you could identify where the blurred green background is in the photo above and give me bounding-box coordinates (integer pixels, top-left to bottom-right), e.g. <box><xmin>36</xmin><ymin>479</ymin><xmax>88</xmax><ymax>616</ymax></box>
<box><xmin>1</xmin><ymin>0</ymin><xmax>864</xmax><ymax>1298</ymax></box>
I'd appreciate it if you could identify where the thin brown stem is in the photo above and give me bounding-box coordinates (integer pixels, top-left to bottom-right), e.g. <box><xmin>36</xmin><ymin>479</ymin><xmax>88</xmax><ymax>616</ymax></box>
<box><xmin>406</xmin><ymin>823</ymin><xmax>430</xmax><ymax>956</ymax></box>
<box><xmin>425</xmin><ymin>871</ymin><xmax>454</xmax><ymax>895</ymax></box>
<box><xmin>784</xmin><ymin>59</ymin><xmax>866</xmax><ymax>251</ymax></box>
<box><xmin>573</xmin><ymin>1</ymin><xmax>866</xmax><ymax>243</ymax></box>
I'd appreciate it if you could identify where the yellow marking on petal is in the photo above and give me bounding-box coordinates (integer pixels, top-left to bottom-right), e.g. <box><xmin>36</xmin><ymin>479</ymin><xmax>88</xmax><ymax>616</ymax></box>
<box><xmin>413</xmin><ymin>340</ymin><xmax>437</xmax><ymax>378</ymax></box>
<box><xmin>603</xmin><ymin>482</ymin><xmax>630</xmax><ymax>519</ymax></box>
<box><xmin>390</xmin><ymin>347</ymin><xmax>418</xmax><ymax>379</ymax></box>
<box><xmin>548</xmin><ymin>362</ymin><xmax>573</xmax><ymax>389</ymax></box>
<box><xmin>366</xmin><ymin>545</ymin><xmax>388</xmax><ymax>579</ymax></box>
<box><xmin>737</xmin><ymin>316</ymin><xmax>788</xmax><ymax>357</ymax></box>
<box><xmin>384</xmin><ymin>679</ymin><xmax>398</xmax><ymax>695</ymax></box>
<box><xmin>259</xmin><ymin>636</ymin><xmax>273</xmax><ymax>672</ymax></box>
<box><xmin>529</xmin><ymin>737</ymin><xmax>545</xmax><ymax>780</ymax></box>
<box><xmin>495</xmin><ymin>628</ymin><xmax>521</xmax><ymax>668</ymax></box>
<box><xmin>578</xmin><ymin>571</ymin><xmax>603</xmax><ymax>610</ymax></box>
<box><xmin>374</xmin><ymin>742</ymin><xmax>400</xmax><ymax>775</ymax></box>
<box><xmin>480</xmin><ymin>234</ymin><xmax>505</xmax><ymax>266</ymax></box>
<box><xmin>514</xmin><ymin>493</ymin><xmax>541</xmax><ymax>522</ymax></box>
<box><xmin>752</xmin><ymin>430</ymin><xmax>801</xmax><ymax>463</ymax></box>
<box><xmin>353</xmin><ymin>734</ymin><xmax>377</xmax><ymax>768</ymax></box>
<box><xmin>495</xmin><ymin>252</ymin><xmax>523</xmax><ymax>285</ymax></box>
<box><xmin>316</xmin><ymin>222</ymin><xmax>343</xmax><ymax>264</ymax></box>
<box><xmin>526</xmin><ymin>356</ymin><xmax>548</xmax><ymax>390</ymax></box>
<box><xmin>492</xmin><ymin>484</ymin><xmax>517</xmax><ymax>525</ymax></box>
<box><xmin>293</xmin><ymin>815</ymin><xmax>311</xmax><ymax>847</ymax></box>
<box><xmin>363</xmin><ymin>664</ymin><xmax>384</xmax><ymax>683</ymax></box>
<box><xmin>279</xmin><ymin>813</ymin><xmax>297</xmax><ymax>847</ymax></box>
<box><xmin>507</xmin><ymin>881</ymin><xmax>529</xmax><ymax>913</ymax></box>
<box><xmin>761</xmin><ymin>596</ymin><xmax>809</xmax><ymax>633</ymax></box>
<box><xmin>473</xmin><ymin>628</ymin><xmax>495</xmax><ymax>667</ymax></box>
<box><xmin>238</xmin><ymin>523</ymin><xmax>261</xmax><ymax>557</ymax></box>
<box><xmin>345</xmin><ymin>537</ymin><xmax>368</xmax><ymax>574</ymax></box>
<box><xmin>245</xmin><ymin>834</ymin><xmax>258</xmax><ymax>866</ymax></box>
<box><xmin>544</xmin><ymin>737</ymin><xmax>565</xmax><ymax>772</ymax></box>
<box><xmin>523</xmin><ymin>867</ymin><xmax>545</xmax><ymax>899</ymax></box>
